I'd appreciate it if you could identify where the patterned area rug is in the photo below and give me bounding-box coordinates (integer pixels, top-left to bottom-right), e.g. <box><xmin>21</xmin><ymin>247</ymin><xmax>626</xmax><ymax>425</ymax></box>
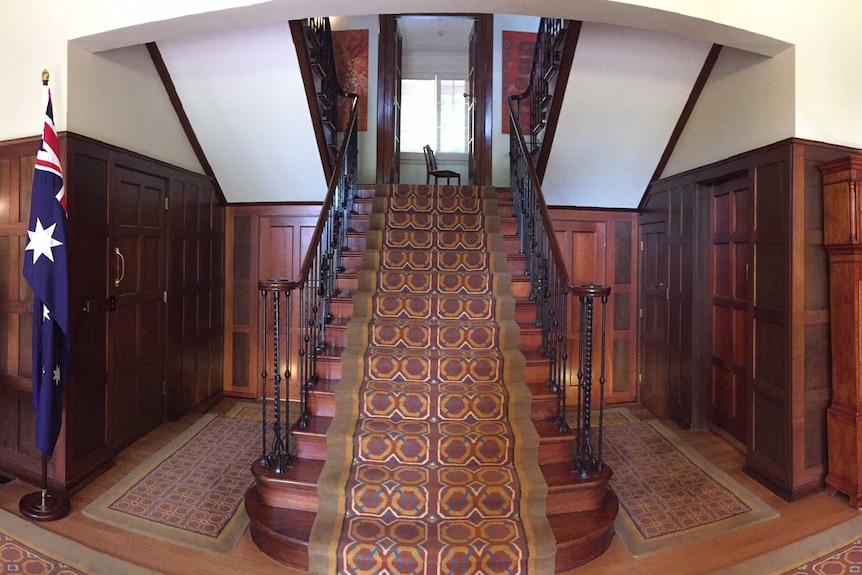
<box><xmin>309</xmin><ymin>185</ymin><xmax>555</xmax><ymax>575</ymax></box>
<box><xmin>713</xmin><ymin>513</ymin><xmax>862</xmax><ymax>574</ymax></box>
<box><xmin>0</xmin><ymin>508</ymin><xmax>158</xmax><ymax>574</ymax></box>
<box><xmin>602</xmin><ymin>408</ymin><xmax>778</xmax><ymax>556</ymax></box>
<box><xmin>83</xmin><ymin>404</ymin><xmax>261</xmax><ymax>554</ymax></box>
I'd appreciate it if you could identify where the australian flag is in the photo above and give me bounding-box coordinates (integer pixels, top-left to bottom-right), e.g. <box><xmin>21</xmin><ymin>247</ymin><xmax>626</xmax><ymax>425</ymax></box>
<box><xmin>22</xmin><ymin>88</ymin><xmax>70</xmax><ymax>458</ymax></box>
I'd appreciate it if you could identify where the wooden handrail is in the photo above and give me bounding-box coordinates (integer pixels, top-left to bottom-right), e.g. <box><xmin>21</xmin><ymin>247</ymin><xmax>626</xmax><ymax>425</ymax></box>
<box><xmin>259</xmin><ymin>93</ymin><xmax>358</xmax><ymax>294</ymax></box>
<box><xmin>506</xmin><ymin>96</ymin><xmax>572</xmax><ymax>291</ymax></box>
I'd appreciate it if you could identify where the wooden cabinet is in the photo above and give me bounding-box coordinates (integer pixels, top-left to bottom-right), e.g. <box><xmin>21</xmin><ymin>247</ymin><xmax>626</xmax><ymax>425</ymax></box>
<box><xmin>0</xmin><ymin>133</ymin><xmax>223</xmax><ymax>491</ymax></box>
<box><xmin>640</xmin><ymin>138</ymin><xmax>849</xmax><ymax>500</ymax></box>
<box><xmin>820</xmin><ymin>156</ymin><xmax>862</xmax><ymax>508</ymax></box>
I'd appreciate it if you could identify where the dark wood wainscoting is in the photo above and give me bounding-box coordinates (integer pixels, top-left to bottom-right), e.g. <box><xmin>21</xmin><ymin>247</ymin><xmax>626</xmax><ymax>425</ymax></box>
<box><xmin>549</xmin><ymin>208</ymin><xmax>638</xmax><ymax>404</ymax></box>
<box><xmin>0</xmin><ymin>134</ymin><xmax>224</xmax><ymax>492</ymax></box>
<box><xmin>640</xmin><ymin>138</ymin><xmax>846</xmax><ymax>500</ymax></box>
<box><xmin>224</xmin><ymin>205</ymin><xmax>321</xmax><ymax>397</ymax></box>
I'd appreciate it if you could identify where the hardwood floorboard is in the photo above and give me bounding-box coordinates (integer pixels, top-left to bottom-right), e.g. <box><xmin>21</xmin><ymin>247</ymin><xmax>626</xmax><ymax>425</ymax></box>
<box><xmin>0</xmin><ymin>398</ymin><xmax>856</xmax><ymax>574</ymax></box>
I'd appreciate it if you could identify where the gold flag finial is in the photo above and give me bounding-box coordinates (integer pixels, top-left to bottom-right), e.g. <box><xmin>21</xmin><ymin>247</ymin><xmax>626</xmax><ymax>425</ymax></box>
<box><xmin>42</xmin><ymin>69</ymin><xmax>49</xmax><ymax>85</ymax></box>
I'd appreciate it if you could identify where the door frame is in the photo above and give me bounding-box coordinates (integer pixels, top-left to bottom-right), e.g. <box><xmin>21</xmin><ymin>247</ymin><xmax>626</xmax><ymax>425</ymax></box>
<box><xmin>376</xmin><ymin>13</ymin><xmax>493</xmax><ymax>185</ymax></box>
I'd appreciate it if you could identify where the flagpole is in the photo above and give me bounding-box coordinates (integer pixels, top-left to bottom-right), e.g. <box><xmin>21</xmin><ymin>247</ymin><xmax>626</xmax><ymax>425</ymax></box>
<box><xmin>19</xmin><ymin>69</ymin><xmax>71</xmax><ymax>522</ymax></box>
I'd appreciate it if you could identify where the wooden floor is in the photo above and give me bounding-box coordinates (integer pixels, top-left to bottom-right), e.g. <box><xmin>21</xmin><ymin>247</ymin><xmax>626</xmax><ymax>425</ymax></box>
<box><xmin>0</xmin><ymin>398</ymin><xmax>858</xmax><ymax>575</ymax></box>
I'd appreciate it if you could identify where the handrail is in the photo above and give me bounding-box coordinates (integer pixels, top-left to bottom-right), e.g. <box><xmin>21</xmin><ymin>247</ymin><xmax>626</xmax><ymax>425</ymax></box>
<box><xmin>508</xmin><ymin>17</ymin><xmax>610</xmax><ymax>477</ymax></box>
<box><xmin>255</xmin><ymin>16</ymin><xmax>359</xmax><ymax>472</ymax></box>
<box><xmin>507</xmin><ymin>97</ymin><xmax>570</xmax><ymax>291</ymax></box>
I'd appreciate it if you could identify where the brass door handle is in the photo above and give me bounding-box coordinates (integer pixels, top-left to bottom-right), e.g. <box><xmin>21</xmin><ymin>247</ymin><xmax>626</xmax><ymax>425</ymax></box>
<box><xmin>114</xmin><ymin>247</ymin><xmax>126</xmax><ymax>287</ymax></box>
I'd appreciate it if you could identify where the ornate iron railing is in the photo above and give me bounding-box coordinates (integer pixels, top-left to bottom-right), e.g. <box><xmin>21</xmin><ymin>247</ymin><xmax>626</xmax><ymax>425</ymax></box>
<box><xmin>509</xmin><ymin>17</ymin><xmax>610</xmax><ymax>476</ymax></box>
<box><xmin>256</xmin><ymin>44</ymin><xmax>358</xmax><ymax>472</ymax></box>
<box><xmin>512</xmin><ymin>18</ymin><xmax>566</xmax><ymax>158</ymax></box>
<box><xmin>303</xmin><ymin>17</ymin><xmax>343</xmax><ymax>169</ymax></box>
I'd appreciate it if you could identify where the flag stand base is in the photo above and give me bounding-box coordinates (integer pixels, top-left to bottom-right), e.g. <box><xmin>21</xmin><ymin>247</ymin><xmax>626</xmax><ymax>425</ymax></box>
<box><xmin>19</xmin><ymin>489</ymin><xmax>70</xmax><ymax>521</ymax></box>
<box><xmin>19</xmin><ymin>453</ymin><xmax>69</xmax><ymax>522</ymax></box>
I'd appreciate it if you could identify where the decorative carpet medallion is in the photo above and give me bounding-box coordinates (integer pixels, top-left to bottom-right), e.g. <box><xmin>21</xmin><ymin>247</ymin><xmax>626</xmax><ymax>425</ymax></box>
<box><xmin>0</xmin><ymin>508</ymin><xmax>158</xmax><ymax>574</ymax></box>
<box><xmin>83</xmin><ymin>405</ymin><xmax>261</xmax><ymax>554</ymax></box>
<box><xmin>601</xmin><ymin>408</ymin><xmax>778</xmax><ymax>557</ymax></box>
<box><xmin>309</xmin><ymin>184</ymin><xmax>555</xmax><ymax>575</ymax></box>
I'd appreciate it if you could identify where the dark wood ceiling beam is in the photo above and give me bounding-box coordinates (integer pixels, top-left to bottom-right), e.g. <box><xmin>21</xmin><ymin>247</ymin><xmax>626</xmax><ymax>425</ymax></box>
<box><xmin>146</xmin><ymin>42</ymin><xmax>227</xmax><ymax>204</ymax></box>
<box><xmin>639</xmin><ymin>43</ymin><xmax>722</xmax><ymax>209</ymax></box>
<box><xmin>536</xmin><ymin>20</ymin><xmax>582</xmax><ymax>183</ymax></box>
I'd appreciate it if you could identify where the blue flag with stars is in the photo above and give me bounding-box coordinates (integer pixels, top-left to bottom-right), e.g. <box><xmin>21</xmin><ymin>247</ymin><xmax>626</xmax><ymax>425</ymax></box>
<box><xmin>22</xmin><ymin>88</ymin><xmax>70</xmax><ymax>458</ymax></box>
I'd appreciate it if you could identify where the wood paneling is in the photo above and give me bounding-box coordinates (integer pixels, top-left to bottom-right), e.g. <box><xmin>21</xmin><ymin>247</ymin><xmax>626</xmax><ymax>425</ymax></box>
<box><xmin>0</xmin><ymin>133</ymin><xmax>223</xmax><ymax>492</ymax></box>
<box><xmin>224</xmin><ymin>205</ymin><xmax>321</xmax><ymax>398</ymax></box>
<box><xmin>640</xmin><ymin>138</ymin><xmax>854</xmax><ymax>501</ymax></box>
<box><xmin>549</xmin><ymin>209</ymin><xmax>638</xmax><ymax>403</ymax></box>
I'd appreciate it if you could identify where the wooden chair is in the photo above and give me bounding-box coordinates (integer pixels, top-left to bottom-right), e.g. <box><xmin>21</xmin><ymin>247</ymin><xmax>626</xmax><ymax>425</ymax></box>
<box><xmin>422</xmin><ymin>145</ymin><xmax>461</xmax><ymax>185</ymax></box>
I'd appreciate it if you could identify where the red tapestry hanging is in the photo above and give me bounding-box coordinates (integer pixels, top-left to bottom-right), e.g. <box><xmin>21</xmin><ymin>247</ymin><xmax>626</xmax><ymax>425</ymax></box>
<box><xmin>502</xmin><ymin>31</ymin><xmax>536</xmax><ymax>135</ymax></box>
<box><xmin>333</xmin><ymin>29</ymin><xmax>369</xmax><ymax>132</ymax></box>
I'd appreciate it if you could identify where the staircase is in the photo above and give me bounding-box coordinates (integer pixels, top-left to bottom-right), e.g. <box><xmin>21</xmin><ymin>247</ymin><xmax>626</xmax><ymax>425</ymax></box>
<box><xmin>245</xmin><ymin>183</ymin><xmax>618</xmax><ymax>573</ymax></box>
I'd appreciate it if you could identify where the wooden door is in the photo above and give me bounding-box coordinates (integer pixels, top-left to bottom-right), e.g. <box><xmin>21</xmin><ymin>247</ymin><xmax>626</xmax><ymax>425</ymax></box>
<box><xmin>376</xmin><ymin>15</ymin><xmax>402</xmax><ymax>184</ymax></box>
<box><xmin>639</xmin><ymin>221</ymin><xmax>669</xmax><ymax>418</ymax></box>
<box><xmin>109</xmin><ymin>166</ymin><xmax>167</xmax><ymax>449</ymax></box>
<box><xmin>467</xmin><ymin>15</ymin><xmax>493</xmax><ymax>185</ymax></box>
<box><xmin>708</xmin><ymin>176</ymin><xmax>750</xmax><ymax>443</ymax></box>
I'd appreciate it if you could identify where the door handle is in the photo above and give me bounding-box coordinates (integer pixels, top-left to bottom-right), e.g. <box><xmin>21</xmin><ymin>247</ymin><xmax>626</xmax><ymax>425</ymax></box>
<box><xmin>114</xmin><ymin>247</ymin><xmax>126</xmax><ymax>287</ymax></box>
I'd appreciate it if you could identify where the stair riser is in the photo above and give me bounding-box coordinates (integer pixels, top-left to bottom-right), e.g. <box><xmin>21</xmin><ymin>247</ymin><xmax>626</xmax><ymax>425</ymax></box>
<box><xmin>337</xmin><ymin>275</ymin><xmax>357</xmax><ymax>293</ymax></box>
<box><xmin>342</xmin><ymin>253</ymin><xmax>363</xmax><ymax>273</ymax></box>
<box><xmin>314</xmin><ymin>356</ymin><xmax>342</xmax><ymax>380</ymax></box>
<box><xmin>330</xmin><ymin>299</ymin><xmax>354</xmax><ymax>321</ymax></box>
<box><xmin>346</xmin><ymin>235</ymin><xmax>366</xmax><ymax>252</ymax></box>
<box><xmin>308</xmin><ymin>393</ymin><xmax>335</xmax><ymax>417</ymax></box>
<box><xmin>257</xmin><ymin>483</ymin><xmax>318</xmax><ymax>513</ymax></box>
<box><xmin>546</xmin><ymin>484</ymin><xmax>610</xmax><ymax>515</ymax></box>
<box><xmin>294</xmin><ymin>433</ymin><xmax>327</xmax><ymax>460</ymax></box>
<box><xmin>531</xmin><ymin>398</ymin><xmax>558</xmax><ymax>420</ymax></box>
<box><xmin>519</xmin><ymin>329</ymin><xmax>543</xmax><ymax>349</ymax></box>
<box><xmin>504</xmin><ymin>235</ymin><xmax>520</xmax><ymax>253</ymax></box>
<box><xmin>349</xmin><ymin>217</ymin><xmax>370</xmax><ymax>233</ymax></box>
<box><xmin>510</xmin><ymin>279</ymin><xmax>531</xmax><ymax>298</ymax></box>
<box><xmin>326</xmin><ymin>326</ymin><xmax>347</xmax><ymax>348</ymax></box>
<box><xmin>539</xmin><ymin>442</ymin><xmax>572</xmax><ymax>465</ymax></box>
<box><xmin>353</xmin><ymin>199</ymin><xmax>374</xmax><ymax>215</ymax></box>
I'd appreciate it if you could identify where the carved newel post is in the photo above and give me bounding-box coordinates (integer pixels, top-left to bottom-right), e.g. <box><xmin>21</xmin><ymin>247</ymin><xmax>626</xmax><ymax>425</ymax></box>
<box><xmin>821</xmin><ymin>156</ymin><xmax>862</xmax><ymax>508</ymax></box>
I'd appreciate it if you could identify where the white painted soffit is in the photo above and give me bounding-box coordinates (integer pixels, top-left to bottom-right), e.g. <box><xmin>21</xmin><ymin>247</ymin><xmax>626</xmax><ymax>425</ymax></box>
<box><xmin>542</xmin><ymin>22</ymin><xmax>712</xmax><ymax>209</ymax></box>
<box><xmin>72</xmin><ymin>0</ymin><xmax>788</xmax><ymax>58</ymax></box>
<box><xmin>157</xmin><ymin>22</ymin><xmax>326</xmax><ymax>203</ymax></box>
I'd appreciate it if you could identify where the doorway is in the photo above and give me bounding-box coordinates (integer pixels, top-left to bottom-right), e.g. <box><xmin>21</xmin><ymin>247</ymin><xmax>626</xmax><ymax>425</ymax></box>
<box><xmin>377</xmin><ymin>14</ymin><xmax>493</xmax><ymax>185</ymax></box>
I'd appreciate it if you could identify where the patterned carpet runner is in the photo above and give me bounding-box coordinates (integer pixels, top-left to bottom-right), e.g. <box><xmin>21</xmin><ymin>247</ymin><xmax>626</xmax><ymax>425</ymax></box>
<box><xmin>83</xmin><ymin>406</ymin><xmax>261</xmax><ymax>553</ymax></box>
<box><xmin>310</xmin><ymin>185</ymin><xmax>553</xmax><ymax>574</ymax></box>
<box><xmin>598</xmin><ymin>408</ymin><xmax>777</xmax><ymax>556</ymax></box>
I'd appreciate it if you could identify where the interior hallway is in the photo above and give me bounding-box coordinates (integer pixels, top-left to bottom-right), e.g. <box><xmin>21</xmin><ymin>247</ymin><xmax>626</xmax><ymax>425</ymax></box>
<box><xmin>0</xmin><ymin>398</ymin><xmax>856</xmax><ymax>575</ymax></box>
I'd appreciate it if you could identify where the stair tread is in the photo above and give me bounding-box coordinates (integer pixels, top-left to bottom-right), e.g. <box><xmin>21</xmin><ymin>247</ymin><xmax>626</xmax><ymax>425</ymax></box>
<box><xmin>254</xmin><ymin>458</ymin><xmax>324</xmax><ymax>487</ymax></box>
<box><xmin>534</xmin><ymin>418</ymin><xmax>575</xmax><ymax>443</ymax></box>
<box><xmin>292</xmin><ymin>415</ymin><xmax>331</xmax><ymax>436</ymax></box>
<box><xmin>542</xmin><ymin>461</ymin><xmax>612</xmax><ymax>491</ymax></box>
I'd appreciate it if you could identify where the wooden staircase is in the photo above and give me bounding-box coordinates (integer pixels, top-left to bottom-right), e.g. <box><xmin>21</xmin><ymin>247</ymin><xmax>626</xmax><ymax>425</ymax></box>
<box><xmin>245</xmin><ymin>185</ymin><xmax>618</xmax><ymax>572</ymax></box>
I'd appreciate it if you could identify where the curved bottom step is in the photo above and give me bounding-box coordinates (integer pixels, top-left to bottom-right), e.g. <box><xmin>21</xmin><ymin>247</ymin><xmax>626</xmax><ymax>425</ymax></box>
<box><xmin>550</xmin><ymin>489</ymin><xmax>620</xmax><ymax>573</ymax></box>
<box><xmin>246</xmin><ymin>486</ymin><xmax>619</xmax><ymax>573</ymax></box>
<box><xmin>246</xmin><ymin>488</ymin><xmax>312</xmax><ymax>570</ymax></box>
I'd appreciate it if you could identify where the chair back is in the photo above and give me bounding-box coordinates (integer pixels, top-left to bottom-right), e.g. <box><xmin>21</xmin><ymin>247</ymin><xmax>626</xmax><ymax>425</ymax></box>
<box><xmin>422</xmin><ymin>145</ymin><xmax>438</xmax><ymax>171</ymax></box>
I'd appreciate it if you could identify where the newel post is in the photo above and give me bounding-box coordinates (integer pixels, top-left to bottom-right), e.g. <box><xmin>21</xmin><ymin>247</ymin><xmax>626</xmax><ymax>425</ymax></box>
<box><xmin>821</xmin><ymin>156</ymin><xmax>862</xmax><ymax>508</ymax></box>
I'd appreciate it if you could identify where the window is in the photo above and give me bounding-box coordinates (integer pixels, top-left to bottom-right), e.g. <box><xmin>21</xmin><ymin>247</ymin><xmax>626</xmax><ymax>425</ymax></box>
<box><xmin>401</xmin><ymin>77</ymin><xmax>467</xmax><ymax>153</ymax></box>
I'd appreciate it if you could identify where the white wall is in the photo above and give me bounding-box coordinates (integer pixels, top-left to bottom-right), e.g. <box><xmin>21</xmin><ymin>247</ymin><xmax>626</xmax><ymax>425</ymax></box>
<box><xmin>66</xmin><ymin>43</ymin><xmax>202</xmax><ymax>173</ymax></box>
<box><xmin>330</xmin><ymin>15</ymin><xmax>378</xmax><ymax>185</ymax></box>
<box><xmin>492</xmin><ymin>14</ymin><xmax>540</xmax><ymax>187</ymax></box>
<box><xmin>158</xmin><ymin>23</ymin><xmax>326</xmax><ymax>202</ymax></box>
<box><xmin>662</xmin><ymin>46</ymin><xmax>795</xmax><ymax>179</ymax></box>
<box><xmin>542</xmin><ymin>22</ymin><xmax>709</xmax><ymax>208</ymax></box>
<box><xmin>6</xmin><ymin>0</ymin><xmax>862</xmax><ymax>200</ymax></box>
